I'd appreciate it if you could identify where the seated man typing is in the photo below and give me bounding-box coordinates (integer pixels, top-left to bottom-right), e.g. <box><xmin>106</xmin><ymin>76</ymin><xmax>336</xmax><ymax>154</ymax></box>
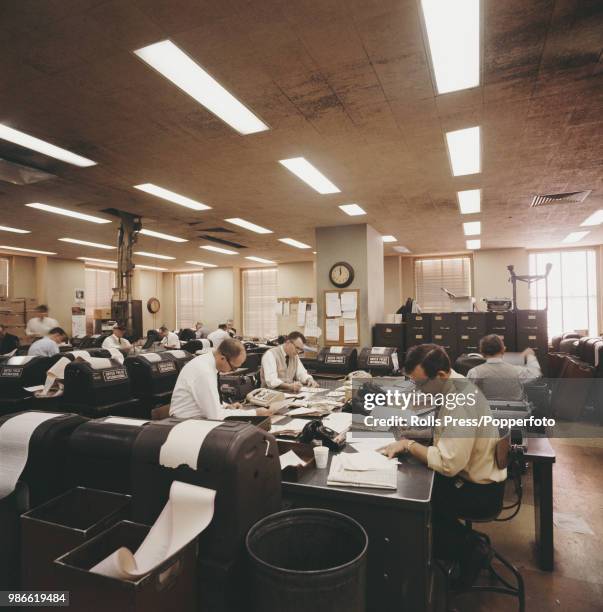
<box><xmin>28</xmin><ymin>327</ymin><xmax>67</xmax><ymax>357</ymax></box>
<box><xmin>102</xmin><ymin>324</ymin><xmax>132</xmax><ymax>350</ymax></box>
<box><xmin>260</xmin><ymin>331</ymin><xmax>318</xmax><ymax>392</ymax></box>
<box><xmin>170</xmin><ymin>337</ymin><xmax>276</xmax><ymax>419</ymax></box>
<box><xmin>467</xmin><ymin>334</ymin><xmax>541</xmax><ymax>401</ymax></box>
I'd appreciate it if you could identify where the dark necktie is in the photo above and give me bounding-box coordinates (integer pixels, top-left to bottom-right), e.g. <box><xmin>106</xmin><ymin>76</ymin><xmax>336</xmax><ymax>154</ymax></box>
<box><xmin>216</xmin><ymin>372</ymin><xmax>223</xmax><ymax>402</ymax></box>
<box><xmin>285</xmin><ymin>355</ymin><xmax>290</xmax><ymax>367</ymax></box>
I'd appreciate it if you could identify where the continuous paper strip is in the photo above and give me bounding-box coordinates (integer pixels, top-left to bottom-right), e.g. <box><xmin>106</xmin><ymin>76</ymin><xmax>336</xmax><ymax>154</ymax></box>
<box><xmin>159</xmin><ymin>420</ymin><xmax>222</xmax><ymax>470</ymax></box>
<box><xmin>90</xmin><ymin>481</ymin><xmax>216</xmax><ymax>580</ymax></box>
<box><xmin>104</xmin><ymin>417</ymin><xmax>149</xmax><ymax>427</ymax></box>
<box><xmin>0</xmin><ymin>412</ymin><xmax>62</xmax><ymax>499</ymax></box>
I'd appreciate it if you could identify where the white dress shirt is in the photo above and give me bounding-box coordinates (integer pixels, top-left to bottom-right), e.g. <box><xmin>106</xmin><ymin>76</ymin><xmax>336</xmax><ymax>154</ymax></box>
<box><xmin>28</xmin><ymin>337</ymin><xmax>60</xmax><ymax>357</ymax></box>
<box><xmin>169</xmin><ymin>351</ymin><xmax>256</xmax><ymax>420</ymax></box>
<box><xmin>102</xmin><ymin>334</ymin><xmax>132</xmax><ymax>350</ymax></box>
<box><xmin>207</xmin><ymin>328</ymin><xmax>230</xmax><ymax>348</ymax></box>
<box><xmin>261</xmin><ymin>345</ymin><xmax>314</xmax><ymax>389</ymax></box>
<box><xmin>26</xmin><ymin>316</ymin><xmax>59</xmax><ymax>337</ymax></box>
<box><xmin>161</xmin><ymin>331</ymin><xmax>181</xmax><ymax>349</ymax></box>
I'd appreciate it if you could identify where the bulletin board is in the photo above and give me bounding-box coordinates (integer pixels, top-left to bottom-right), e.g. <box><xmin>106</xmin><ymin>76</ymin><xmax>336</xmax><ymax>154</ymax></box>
<box><xmin>275</xmin><ymin>297</ymin><xmax>319</xmax><ymax>344</ymax></box>
<box><xmin>322</xmin><ymin>289</ymin><xmax>360</xmax><ymax>346</ymax></box>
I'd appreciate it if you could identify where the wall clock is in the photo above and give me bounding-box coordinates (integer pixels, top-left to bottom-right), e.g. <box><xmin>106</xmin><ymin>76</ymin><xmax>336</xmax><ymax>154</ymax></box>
<box><xmin>147</xmin><ymin>297</ymin><xmax>161</xmax><ymax>314</ymax></box>
<box><xmin>329</xmin><ymin>261</ymin><xmax>354</xmax><ymax>288</ymax></box>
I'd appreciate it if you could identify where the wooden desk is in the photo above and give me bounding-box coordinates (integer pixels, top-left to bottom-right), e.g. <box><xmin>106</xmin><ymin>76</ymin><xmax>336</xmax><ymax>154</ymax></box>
<box><xmin>524</xmin><ymin>436</ymin><xmax>556</xmax><ymax>571</ymax></box>
<box><xmin>282</xmin><ymin>452</ymin><xmax>435</xmax><ymax>611</ymax></box>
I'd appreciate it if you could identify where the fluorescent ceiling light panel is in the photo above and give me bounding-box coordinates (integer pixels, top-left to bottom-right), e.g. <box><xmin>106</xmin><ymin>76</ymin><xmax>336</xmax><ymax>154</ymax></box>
<box><xmin>77</xmin><ymin>257</ymin><xmax>116</xmax><ymax>265</ymax></box>
<box><xmin>26</xmin><ymin>203</ymin><xmax>111</xmax><ymax>224</ymax></box>
<box><xmin>200</xmin><ymin>245</ymin><xmax>238</xmax><ymax>255</ymax></box>
<box><xmin>446</xmin><ymin>126</ymin><xmax>481</xmax><ymax>176</ymax></box>
<box><xmin>562</xmin><ymin>231</ymin><xmax>589</xmax><ymax>244</ymax></box>
<box><xmin>581</xmin><ymin>210</ymin><xmax>603</xmax><ymax>227</ymax></box>
<box><xmin>134</xmin><ymin>251</ymin><xmax>175</xmax><ymax>260</ymax></box>
<box><xmin>463</xmin><ymin>221</ymin><xmax>481</xmax><ymax>236</ymax></box>
<box><xmin>0</xmin><ymin>225</ymin><xmax>30</xmax><ymax>234</ymax></box>
<box><xmin>59</xmin><ymin>238</ymin><xmax>115</xmax><ymax>249</ymax></box>
<box><xmin>339</xmin><ymin>204</ymin><xmax>366</xmax><ymax>216</ymax></box>
<box><xmin>135</xmin><ymin>264</ymin><xmax>168</xmax><ymax>271</ymax></box>
<box><xmin>134</xmin><ymin>183</ymin><xmax>211</xmax><ymax>211</ymax></box>
<box><xmin>225</xmin><ymin>218</ymin><xmax>272</xmax><ymax>234</ymax></box>
<box><xmin>0</xmin><ymin>245</ymin><xmax>56</xmax><ymax>255</ymax></box>
<box><xmin>0</xmin><ymin>124</ymin><xmax>96</xmax><ymax>167</ymax></box>
<box><xmin>393</xmin><ymin>246</ymin><xmax>411</xmax><ymax>253</ymax></box>
<box><xmin>466</xmin><ymin>239</ymin><xmax>481</xmax><ymax>250</ymax></box>
<box><xmin>421</xmin><ymin>0</ymin><xmax>480</xmax><ymax>94</ymax></box>
<box><xmin>139</xmin><ymin>228</ymin><xmax>187</xmax><ymax>242</ymax></box>
<box><xmin>279</xmin><ymin>158</ymin><xmax>340</xmax><ymax>194</ymax></box>
<box><xmin>134</xmin><ymin>40</ymin><xmax>268</xmax><ymax>135</ymax></box>
<box><xmin>278</xmin><ymin>238</ymin><xmax>312</xmax><ymax>249</ymax></box>
<box><xmin>382</xmin><ymin>235</ymin><xmax>397</xmax><ymax>243</ymax></box>
<box><xmin>186</xmin><ymin>260</ymin><xmax>218</xmax><ymax>268</ymax></box>
<box><xmin>246</xmin><ymin>256</ymin><xmax>276</xmax><ymax>264</ymax></box>
<box><xmin>457</xmin><ymin>189</ymin><xmax>481</xmax><ymax>214</ymax></box>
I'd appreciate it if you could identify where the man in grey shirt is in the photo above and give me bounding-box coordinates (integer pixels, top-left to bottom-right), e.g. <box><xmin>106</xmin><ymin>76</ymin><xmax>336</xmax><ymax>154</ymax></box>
<box><xmin>28</xmin><ymin>327</ymin><xmax>68</xmax><ymax>357</ymax></box>
<box><xmin>467</xmin><ymin>334</ymin><xmax>542</xmax><ymax>401</ymax></box>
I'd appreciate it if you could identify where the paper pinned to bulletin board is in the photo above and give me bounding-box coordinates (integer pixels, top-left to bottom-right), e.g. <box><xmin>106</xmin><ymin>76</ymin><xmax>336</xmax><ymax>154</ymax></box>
<box><xmin>275</xmin><ymin>297</ymin><xmax>318</xmax><ymax>341</ymax></box>
<box><xmin>323</xmin><ymin>289</ymin><xmax>360</xmax><ymax>346</ymax></box>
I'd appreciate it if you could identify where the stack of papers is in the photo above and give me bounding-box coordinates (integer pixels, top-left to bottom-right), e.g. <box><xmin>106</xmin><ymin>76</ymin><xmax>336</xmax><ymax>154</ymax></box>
<box><xmin>327</xmin><ymin>451</ymin><xmax>398</xmax><ymax>490</ymax></box>
<box><xmin>322</xmin><ymin>412</ymin><xmax>352</xmax><ymax>434</ymax></box>
<box><xmin>270</xmin><ymin>419</ymin><xmax>309</xmax><ymax>436</ymax></box>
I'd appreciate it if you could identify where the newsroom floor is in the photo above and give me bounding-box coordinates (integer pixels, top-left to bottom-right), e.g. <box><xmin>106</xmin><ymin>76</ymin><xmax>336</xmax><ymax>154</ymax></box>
<box><xmin>448</xmin><ymin>433</ymin><xmax>603</xmax><ymax>612</ymax></box>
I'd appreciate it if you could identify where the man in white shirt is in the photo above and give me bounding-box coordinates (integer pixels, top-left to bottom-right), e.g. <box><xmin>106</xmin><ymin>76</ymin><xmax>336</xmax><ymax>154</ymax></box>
<box><xmin>260</xmin><ymin>331</ymin><xmax>318</xmax><ymax>392</ymax></box>
<box><xmin>159</xmin><ymin>325</ymin><xmax>181</xmax><ymax>349</ymax></box>
<box><xmin>102</xmin><ymin>324</ymin><xmax>132</xmax><ymax>350</ymax></box>
<box><xmin>195</xmin><ymin>321</ymin><xmax>209</xmax><ymax>339</ymax></box>
<box><xmin>467</xmin><ymin>335</ymin><xmax>542</xmax><ymax>401</ymax></box>
<box><xmin>26</xmin><ymin>305</ymin><xmax>59</xmax><ymax>338</ymax></box>
<box><xmin>28</xmin><ymin>327</ymin><xmax>67</xmax><ymax>357</ymax></box>
<box><xmin>207</xmin><ymin>324</ymin><xmax>230</xmax><ymax>348</ymax></box>
<box><xmin>170</xmin><ymin>338</ymin><xmax>275</xmax><ymax>420</ymax></box>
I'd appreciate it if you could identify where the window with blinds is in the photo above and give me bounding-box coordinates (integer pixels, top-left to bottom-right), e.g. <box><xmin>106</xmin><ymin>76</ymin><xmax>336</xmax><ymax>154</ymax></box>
<box><xmin>85</xmin><ymin>268</ymin><xmax>115</xmax><ymax>326</ymax></box>
<box><xmin>243</xmin><ymin>268</ymin><xmax>278</xmax><ymax>339</ymax></box>
<box><xmin>0</xmin><ymin>258</ymin><xmax>8</xmax><ymax>299</ymax></box>
<box><xmin>529</xmin><ymin>249</ymin><xmax>598</xmax><ymax>337</ymax></box>
<box><xmin>176</xmin><ymin>272</ymin><xmax>204</xmax><ymax>330</ymax></box>
<box><xmin>414</xmin><ymin>256</ymin><xmax>472</xmax><ymax>312</ymax></box>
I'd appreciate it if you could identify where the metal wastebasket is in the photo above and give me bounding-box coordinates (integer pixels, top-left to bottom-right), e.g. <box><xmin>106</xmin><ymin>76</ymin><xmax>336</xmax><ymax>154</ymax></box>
<box><xmin>246</xmin><ymin>508</ymin><xmax>368</xmax><ymax>612</ymax></box>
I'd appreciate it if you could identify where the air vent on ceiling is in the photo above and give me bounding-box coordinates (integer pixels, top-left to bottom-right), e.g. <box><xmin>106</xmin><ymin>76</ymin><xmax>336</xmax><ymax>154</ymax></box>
<box><xmin>200</xmin><ymin>234</ymin><xmax>247</xmax><ymax>249</ymax></box>
<box><xmin>530</xmin><ymin>190</ymin><xmax>591</xmax><ymax>207</ymax></box>
<box><xmin>191</xmin><ymin>225</ymin><xmax>235</xmax><ymax>233</ymax></box>
<box><xmin>0</xmin><ymin>158</ymin><xmax>57</xmax><ymax>184</ymax></box>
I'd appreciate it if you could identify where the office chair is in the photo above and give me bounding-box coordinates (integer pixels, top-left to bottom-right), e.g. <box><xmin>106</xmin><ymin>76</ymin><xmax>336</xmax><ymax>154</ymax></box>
<box><xmin>437</xmin><ymin>428</ymin><xmax>526</xmax><ymax>612</ymax></box>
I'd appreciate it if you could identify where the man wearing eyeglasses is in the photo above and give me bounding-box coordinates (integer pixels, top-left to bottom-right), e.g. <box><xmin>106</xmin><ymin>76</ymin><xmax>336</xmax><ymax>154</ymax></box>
<box><xmin>260</xmin><ymin>331</ymin><xmax>319</xmax><ymax>392</ymax></box>
<box><xmin>170</xmin><ymin>338</ymin><xmax>276</xmax><ymax>419</ymax></box>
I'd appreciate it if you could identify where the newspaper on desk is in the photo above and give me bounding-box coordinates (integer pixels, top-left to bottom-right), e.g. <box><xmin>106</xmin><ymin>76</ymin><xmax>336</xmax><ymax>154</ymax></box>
<box><xmin>327</xmin><ymin>451</ymin><xmax>397</xmax><ymax>490</ymax></box>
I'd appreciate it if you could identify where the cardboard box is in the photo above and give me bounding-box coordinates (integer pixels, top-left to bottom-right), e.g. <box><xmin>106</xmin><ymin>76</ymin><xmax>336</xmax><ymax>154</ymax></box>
<box><xmin>93</xmin><ymin>308</ymin><xmax>112</xmax><ymax>320</ymax></box>
<box><xmin>1</xmin><ymin>313</ymin><xmax>25</xmax><ymax>326</ymax></box>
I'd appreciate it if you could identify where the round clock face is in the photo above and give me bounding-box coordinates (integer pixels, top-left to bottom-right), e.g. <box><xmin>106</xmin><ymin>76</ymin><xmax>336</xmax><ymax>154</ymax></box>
<box><xmin>329</xmin><ymin>262</ymin><xmax>354</xmax><ymax>288</ymax></box>
<box><xmin>147</xmin><ymin>297</ymin><xmax>161</xmax><ymax>314</ymax></box>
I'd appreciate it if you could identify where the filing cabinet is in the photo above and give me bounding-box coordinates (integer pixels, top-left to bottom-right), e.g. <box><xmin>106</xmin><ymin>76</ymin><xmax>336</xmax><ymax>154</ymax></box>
<box><xmin>404</xmin><ymin>314</ymin><xmax>431</xmax><ymax>349</ymax></box>
<box><xmin>486</xmin><ymin>311</ymin><xmax>517</xmax><ymax>352</ymax></box>
<box><xmin>431</xmin><ymin>313</ymin><xmax>457</xmax><ymax>334</ymax></box>
<box><xmin>457</xmin><ymin>312</ymin><xmax>486</xmax><ymax>335</ymax></box>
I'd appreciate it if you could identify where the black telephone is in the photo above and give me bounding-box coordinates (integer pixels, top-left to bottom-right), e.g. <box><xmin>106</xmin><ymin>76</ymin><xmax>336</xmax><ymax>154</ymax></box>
<box><xmin>299</xmin><ymin>420</ymin><xmax>346</xmax><ymax>452</ymax></box>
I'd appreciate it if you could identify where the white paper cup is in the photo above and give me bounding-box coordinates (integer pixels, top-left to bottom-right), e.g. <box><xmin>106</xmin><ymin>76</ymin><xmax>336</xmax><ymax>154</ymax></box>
<box><xmin>313</xmin><ymin>446</ymin><xmax>329</xmax><ymax>469</ymax></box>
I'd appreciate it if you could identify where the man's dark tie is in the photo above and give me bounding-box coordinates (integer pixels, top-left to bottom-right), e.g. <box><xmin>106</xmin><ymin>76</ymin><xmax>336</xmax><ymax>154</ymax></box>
<box><xmin>285</xmin><ymin>355</ymin><xmax>290</xmax><ymax>367</ymax></box>
<box><xmin>216</xmin><ymin>372</ymin><xmax>223</xmax><ymax>402</ymax></box>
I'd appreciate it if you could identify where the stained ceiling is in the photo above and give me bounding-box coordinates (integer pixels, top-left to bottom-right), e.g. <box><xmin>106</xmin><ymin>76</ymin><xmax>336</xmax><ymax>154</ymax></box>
<box><xmin>0</xmin><ymin>0</ymin><xmax>602</xmax><ymax>270</ymax></box>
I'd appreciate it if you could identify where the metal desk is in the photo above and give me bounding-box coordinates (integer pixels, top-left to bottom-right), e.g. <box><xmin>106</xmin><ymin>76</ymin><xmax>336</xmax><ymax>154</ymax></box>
<box><xmin>282</xmin><ymin>452</ymin><xmax>435</xmax><ymax>611</ymax></box>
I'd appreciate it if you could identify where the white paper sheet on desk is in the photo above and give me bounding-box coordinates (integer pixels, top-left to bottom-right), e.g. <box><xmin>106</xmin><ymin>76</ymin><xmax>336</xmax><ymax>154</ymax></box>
<box><xmin>104</xmin><ymin>417</ymin><xmax>149</xmax><ymax>427</ymax></box>
<box><xmin>301</xmin><ymin>386</ymin><xmax>327</xmax><ymax>393</ymax></box>
<box><xmin>279</xmin><ymin>450</ymin><xmax>306</xmax><ymax>470</ymax></box>
<box><xmin>326</xmin><ymin>391</ymin><xmax>346</xmax><ymax>398</ymax></box>
<box><xmin>327</xmin><ymin>455</ymin><xmax>397</xmax><ymax>490</ymax></box>
<box><xmin>322</xmin><ymin>412</ymin><xmax>352</xmax><ymax>434</ymax></box>
<box><xmin>70</xmin><ymin>350</ymin><xmax>91</xmax><ymax>359</ymax></box>
<box><xmin>348</xmin><ymin>436</ymin><xmax>395</xmax><ymax>454</ymax></box>
<box><xmin>90</xmin><ymin>481</ymin><xmax>216</xmax><ymax>580</ymax></box>
<box><xmin>287</xmin><ymin>406</ymin><xmax>318</xmax><ymax>416</ymax></box>
<box><xmin>159</xmin><ymin>420</ymin><xmax>221</xmax><ymax>470</ymax></box>
<box><xmin>339</xmin><ymin>451</ymin><xmax>394</xmax><ymax>471</ymax></box>
<box><xmin>0</xmin><ymin>412</ymin><xmax>62</xmax><ymax>499</ymax></box>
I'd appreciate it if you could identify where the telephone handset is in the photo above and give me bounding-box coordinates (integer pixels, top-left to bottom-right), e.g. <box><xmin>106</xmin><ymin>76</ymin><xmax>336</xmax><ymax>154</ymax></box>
<box><xmin>246</xmin><ymin>388</ymin><xmax>286</xmax><ymax>407</ymax></box>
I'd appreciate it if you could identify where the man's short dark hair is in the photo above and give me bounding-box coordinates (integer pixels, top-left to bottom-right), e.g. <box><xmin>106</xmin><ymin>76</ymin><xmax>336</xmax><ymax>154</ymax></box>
<box><xmin>286</xmin><ymin>331</ymin><xmax>306</xmax><ymax>344</ymax></box>
<box><xmin>35</xmin><ymin>304</ymin><xmax>48</xmax><ymax>313</ymax></box>
<box><xmin>49</xmin><ymin>327</ymin><xmax>67</xmax><ymax>339</ymax></box>
<box><xmin>159</xmin><ymin>325</ymin><xmax>169</xmax><ymax>332</ymax></box>
<box><xmin>114</xmin><ymin>324</ymin><xmax>127</xmax><ymax>332</ymax></box>
<box><xmin>480</xmin><ymin>334</ymin><xmax>505</xmax><ymax>357</ymax></box>
<box><xmin>218</xmin><ymin>338</ymin><xmax>244</xmax><ymax>361</ymax></box>
<box><xmin>404</xmin><ymin>344</ymin><xmax>451</xmax><ymax>378</ymax></box>
<box><xmin>218</xmin><ymin>324</ymin><xmax>227</xmax><ymax>330</ymax></box>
